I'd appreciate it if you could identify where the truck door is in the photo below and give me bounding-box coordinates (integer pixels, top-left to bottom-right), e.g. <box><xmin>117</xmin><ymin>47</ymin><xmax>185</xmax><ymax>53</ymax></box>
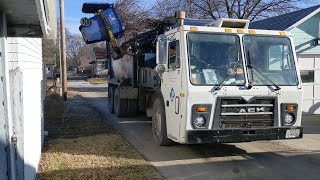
<box><xmin>161</xmin><ymin>39</ymin><xmax>182</xmax><ymax>141</ymax></box>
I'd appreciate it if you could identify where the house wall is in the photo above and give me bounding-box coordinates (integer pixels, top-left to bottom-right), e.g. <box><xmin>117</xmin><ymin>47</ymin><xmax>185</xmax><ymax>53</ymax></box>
<box><xmin>290</xmin><ymin>12</ymin><xmax>320</xmax><ymax>54</ymax></box>
<box><xmin>0</xmin><ymin>12</ymin><xmax>10</xmax><ymax>180</ymax></box>
<box><xmin>6</xmin><ymin>37</ymin><xmax>44</xmax><ymax>179</ymax></box>
<box><xmin>0</xmin><ymin>0</ymin><xmax>54</xmax><ymax>178</ymax></box>
<box><xmin>78</xmin><ymin>56</ymin><xmax>92</xmax><ymax>73</ymax></box>
<box><xmin>95</xmin><ymin>59</ymin><xmax>108</xmax><ymax>76</ymax></box>
<box><xmin>296</xmin><ymin>54</ymin><xmax>320</xmax><ymax>114</ymax></box>
<box><xmin>290</xmin><ymin>12</ymin><xmax>320</xmax><ymax>114</ymax></box>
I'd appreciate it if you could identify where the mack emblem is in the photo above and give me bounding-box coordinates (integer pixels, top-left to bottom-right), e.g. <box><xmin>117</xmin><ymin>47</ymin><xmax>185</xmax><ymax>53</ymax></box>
<box><xmin>239</xmin><ymin>107</ymin><xmax>266</xmax><ymax>113</ymax></box>
<box><xmin>170</xmin><ymin>88</ymin><xmax>175</xmax><ymax>101</ymax></box>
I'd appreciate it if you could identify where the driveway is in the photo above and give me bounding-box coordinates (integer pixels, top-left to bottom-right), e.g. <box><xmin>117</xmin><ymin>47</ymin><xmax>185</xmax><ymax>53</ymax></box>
<box><xmin>68</xmin><ymin>78</ymin><xmax>320</xmax><ymax>180</ymax></box>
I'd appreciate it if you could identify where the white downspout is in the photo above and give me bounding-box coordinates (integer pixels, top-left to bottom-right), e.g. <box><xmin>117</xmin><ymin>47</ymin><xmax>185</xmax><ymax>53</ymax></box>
<box><xmin>35</xmin><ymin>0</ymin><xmax>51</xmax><ymax>37</ymax></box>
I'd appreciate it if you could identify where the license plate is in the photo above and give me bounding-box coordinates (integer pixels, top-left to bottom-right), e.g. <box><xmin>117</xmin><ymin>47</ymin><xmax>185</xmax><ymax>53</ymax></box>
<box><xmin>285</xmin><ymin>129</ymin><xmax>300</xmax><ymax>139</ymax></box>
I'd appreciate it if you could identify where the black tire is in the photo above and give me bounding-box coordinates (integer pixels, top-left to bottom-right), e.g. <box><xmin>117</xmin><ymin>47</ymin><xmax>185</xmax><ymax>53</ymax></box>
<box><xmin>108</xmin><ymin>86</ymin><xmax>116</xmax><ymax>113</ymax></box>
<box><xmin>114</xmin><ymin>87</ymin><xmax>128</xmax><ymax>117</ymax></box>
<box><xmin>152</xmin><ymin>97</ymin><xmax>173</xmax><ymax>146</ymax></box>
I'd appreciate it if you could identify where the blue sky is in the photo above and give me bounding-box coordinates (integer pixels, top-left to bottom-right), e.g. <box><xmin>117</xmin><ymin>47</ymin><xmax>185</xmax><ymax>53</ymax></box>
<box><xmin>59</xmin><ymin>0</ymin><xmax>154</xmax><ymax>34</ymax></box>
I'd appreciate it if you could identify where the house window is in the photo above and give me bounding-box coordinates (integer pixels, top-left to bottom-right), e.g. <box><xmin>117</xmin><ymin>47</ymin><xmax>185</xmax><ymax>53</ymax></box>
<box><xmin>300</xmin><ymin>70</ymin><xmax>314</xmax><ymax>83</ymax></box>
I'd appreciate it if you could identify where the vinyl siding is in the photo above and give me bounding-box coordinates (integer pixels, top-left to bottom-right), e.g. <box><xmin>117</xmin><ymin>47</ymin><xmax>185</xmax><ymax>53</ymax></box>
<box><xmin>297</xmin><ymin>54</ymin><xmax>320</xmax><ymax>114</ymax></box>
<box><xmin>6</xmin><ymin>37</ymin><xmax>44</xmax><ymax>180</ymax></box>
<box><xmin>291</xmin><ymin>13</ymin><xmax>320</xmax><ymax>114</ymax></box>
<box><xmin>290</xmin><ymin>12</ymin><xmax>320</xmax><ymax>54</ymax></box>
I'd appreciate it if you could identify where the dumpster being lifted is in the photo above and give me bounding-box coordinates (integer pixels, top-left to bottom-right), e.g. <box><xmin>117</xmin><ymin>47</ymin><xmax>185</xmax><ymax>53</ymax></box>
<box><xmin>79</xmin><ymin>3</ymin><xmax>125</xmax><ymax>44</ymax></box>
<box><xmin>79</xmin><ymin>3</ymin><xmax>303</xmax><ymax>146</ymax></box>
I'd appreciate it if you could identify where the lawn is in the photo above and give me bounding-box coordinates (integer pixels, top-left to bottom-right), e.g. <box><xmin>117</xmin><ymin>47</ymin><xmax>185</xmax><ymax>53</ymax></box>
<box><xmin>37</xmin><ymin>93</ymin><xmax>162</xmax><ymax>180</ymax></box>
<box><xmin>86</xmin><ymin>77</ymin><xmax>107</xmax><ymax>84</ymax></box>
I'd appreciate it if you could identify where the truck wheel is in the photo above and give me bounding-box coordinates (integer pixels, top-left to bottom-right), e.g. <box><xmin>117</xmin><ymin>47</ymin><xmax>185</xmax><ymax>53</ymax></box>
<box><xmin>114</xmin><ymin>87</ymin><xmax>128</xmax><ymax>117</ymax></box>
<box><xmin>152</xmin><ymin>97</ymin><xmax>173</xmax><ymax>146</ymax></box>
<box><xmin>108</xmin><ymin>86</ymin><xmax>116</xmax><ymax>113</ymax></box>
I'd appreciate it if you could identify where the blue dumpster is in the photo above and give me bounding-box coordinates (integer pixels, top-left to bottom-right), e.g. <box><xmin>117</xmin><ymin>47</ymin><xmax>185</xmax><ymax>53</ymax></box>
<box><xmin>79</xmin><ymin>3</ymin><xmax>125</xmax><ymax>44</ymax></box>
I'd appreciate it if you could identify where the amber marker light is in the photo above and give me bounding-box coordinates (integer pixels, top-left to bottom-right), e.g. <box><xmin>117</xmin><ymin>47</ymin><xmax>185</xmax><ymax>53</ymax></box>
<box><xmin>286</xmin><ymin>105</ymin><xmax>296</xmax><ymax>111</ymax></box>
<box><xmin>196</xmin><ymin>107</ymin><xmax>206</xmax><ymax>112</ymax></box>
<box><xmin>190</xmin><ymin>26</ymin><xmax>198</xmax><ymax>31</ymax></box>
<box><xmin>225</xmin><ymin>28</ymin><xmax>232</xmax><ymax>33</ymax></box>
<box><xmin>248</xmin><ymin>30</ymin><xmax>256</xmax><ymax>34</ymax></box>
<box><xmin>279</xmin><ymin>32</ymin><xmax>286</xmax><ymax>36</ymax></box>
<box><xmin>237</xmin><ymin>29</ymin><xmax>244</xmax><ymax>33</ymax></box>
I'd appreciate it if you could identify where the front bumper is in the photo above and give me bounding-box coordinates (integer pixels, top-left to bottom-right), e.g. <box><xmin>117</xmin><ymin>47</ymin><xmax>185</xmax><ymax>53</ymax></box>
<box><xmin>187</xmin><ymin>126</ymin><xmax>303</xmax><ymax>144</ymax></box>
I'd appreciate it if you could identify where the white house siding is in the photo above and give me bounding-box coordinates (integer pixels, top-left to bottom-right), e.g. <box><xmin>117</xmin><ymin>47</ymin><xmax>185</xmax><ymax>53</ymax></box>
<box><xmin>289</xmin><ymin>13</ymin><xmax>320</xmax><ymax>114</ymax></box>
<box><xmin>0</xmin><ymin>13</ymin><xmax>10</xmax><ymax>180</ymax></box>
<box><xmin>297</xmin><ymin>54</ymin><xmax>320</xmax><ymax>114</ymax></box>
<box><xmin>6</xmin><ymin>37</ymin><xmax>44</xmax><ymax>179</ymax></box>
<box><xmin>290</xmin><ymin>13</ymin><xmax>320</xmax><ymax>54</ymax></box>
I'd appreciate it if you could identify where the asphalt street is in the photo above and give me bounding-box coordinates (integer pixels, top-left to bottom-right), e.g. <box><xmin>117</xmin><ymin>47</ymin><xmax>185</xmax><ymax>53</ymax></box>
<box><xmin>68</xmin><ymin>77</ymin><xmax>320</xmax><ymax>180</ymax></box>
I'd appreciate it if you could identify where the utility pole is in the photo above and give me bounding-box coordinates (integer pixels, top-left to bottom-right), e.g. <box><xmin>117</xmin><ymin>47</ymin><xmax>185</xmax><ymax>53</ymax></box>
<box><xmin>59</xmin><ymin>0</ymin><xmax>67</xmax><ymax>100</ymax></box>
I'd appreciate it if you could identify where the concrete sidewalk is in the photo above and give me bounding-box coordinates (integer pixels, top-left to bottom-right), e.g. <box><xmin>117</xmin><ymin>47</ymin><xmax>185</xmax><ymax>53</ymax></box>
<box><xmin>277</xmin><ymin>115</ymin><xmax>320</xmax><ymax>151</ymax></box>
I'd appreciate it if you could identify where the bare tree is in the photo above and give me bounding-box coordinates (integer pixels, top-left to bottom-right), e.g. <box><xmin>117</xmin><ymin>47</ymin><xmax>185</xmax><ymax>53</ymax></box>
<box><xmin>42</xmin><ymin>38</ymin><xmax>58</xmax><ymax>65</ymax></box>
<box><xmin>154</xmin><ymin>0</ymin><xmax>318</xmax><ymax>21</ymax></box>
<box><xmin>65</xmin><ymin>29</ymin><xmax>84</xmax><ymax>66</ymax></box>
<box><xmin>56</xmin><ymin>18</ymin><xmax>85</xmax><ymax>66</ymax></box>
<box><xmin>115</xmin><ymin>0</ymin><xmax>156</xmax><ymax>36</ymax></box>
<box><xmin>153</xmin><ymin>0</ymin><xmax>199</xmax><ymax>19</ymax></box>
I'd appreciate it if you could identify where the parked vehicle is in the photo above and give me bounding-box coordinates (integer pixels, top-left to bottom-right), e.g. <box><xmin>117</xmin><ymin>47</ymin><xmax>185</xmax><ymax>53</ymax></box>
<box><xmin>80</xmin><ymin>3</ymin><xmax>303</xmax><ymax>146</ymax></box>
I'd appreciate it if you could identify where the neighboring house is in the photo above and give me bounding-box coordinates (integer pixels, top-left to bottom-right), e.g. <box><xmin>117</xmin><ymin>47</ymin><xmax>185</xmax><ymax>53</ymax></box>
<box><xmin>78</xmin><ymin>46</ymin><xmax>92</xmax><ymax>74</ymax></box>
<box><xmin>250</xmin><ymin>5</ymin><xmax>320</xmax><ymax>114</ymax></box>
<box><xmin>0</xmin><ymin>0</ymin><xmax>56</xmax><ymax>180</ymax></box>
<box><xmin>90</xmin><ymin>47</ymin><xmax>108</xmax><ymax>77</ymax></box>
<box><xmin>43</xmin><ymin>39</ymin><xmax>58</xmax><ymax>79</ymax></box>
<box><xmin>78</xmin><ymin>56</ymin><xmax>92</xmax><ymax>74</ymax></box>
<box><xmin>45</xmin><ymin>64</ymin><xmax>56</xmax><ymax>79</ymax></box>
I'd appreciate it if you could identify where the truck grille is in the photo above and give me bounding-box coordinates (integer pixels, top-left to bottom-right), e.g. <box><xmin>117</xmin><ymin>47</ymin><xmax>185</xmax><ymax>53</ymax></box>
<box><xmin>213</xmin><ymin>97</ymin><xmax>277</xmax><ymax>129</ymax></box>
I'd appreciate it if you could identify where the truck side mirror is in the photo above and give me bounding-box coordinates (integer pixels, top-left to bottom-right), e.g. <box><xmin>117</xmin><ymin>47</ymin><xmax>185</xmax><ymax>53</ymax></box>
<box><xmin>156</xmin><ymin>34</ymin><xmax>168</xmax><ymax>74</ymax></box>
<box><xmin>156</xmin><ymin>64</ymin><xmax>166</xmax><ymax>74</ymax></box>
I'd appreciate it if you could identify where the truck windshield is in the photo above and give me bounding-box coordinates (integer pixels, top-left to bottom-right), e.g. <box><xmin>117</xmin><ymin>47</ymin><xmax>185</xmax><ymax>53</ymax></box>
<box><xmin>243</xmin><ymin>35</ymin><xmax>298</xmax><ymax>86</ymax></box>
<box><xmin>187</xmin><ymin>33</ymin><xmax>245</xmax><ymax>86</ymax></box>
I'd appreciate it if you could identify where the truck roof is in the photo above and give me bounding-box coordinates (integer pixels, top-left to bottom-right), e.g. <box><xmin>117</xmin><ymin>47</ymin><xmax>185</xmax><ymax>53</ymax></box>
<box><xmin>166</xmin><ymin>25</ymin><xmax>292</xmax><ymax>37</ymax></box>
<box><xmin>168</xmin><ymin>18</ymin><xmax>291</xmax><ymax>37</ymax></box>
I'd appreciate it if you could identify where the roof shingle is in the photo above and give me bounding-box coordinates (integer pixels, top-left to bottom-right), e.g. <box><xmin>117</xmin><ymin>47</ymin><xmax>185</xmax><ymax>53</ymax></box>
<box><xmin>250</xmin><ymin>5</ymin><xmax>320</xmax><ymax>30</ymax></box>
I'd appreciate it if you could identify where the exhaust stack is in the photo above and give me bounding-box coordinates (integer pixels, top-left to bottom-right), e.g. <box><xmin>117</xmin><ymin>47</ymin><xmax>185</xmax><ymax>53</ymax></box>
<box><xmin>176</xmin><ymin>11</ymin><xmax>186</xmax><ymax>26</ymax></box>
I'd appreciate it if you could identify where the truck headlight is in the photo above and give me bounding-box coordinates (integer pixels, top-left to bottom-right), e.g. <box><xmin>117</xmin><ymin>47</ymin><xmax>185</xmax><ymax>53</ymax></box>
<box><xmin>194</xmin><ymin>116</ymin><xmax>206</xmax><ymax>128</ymax></box>
<box><xmin>285</xmin><ymin>113</ymin><xmax>294</xmax><ymax>125</ymax></box>
<box><xmin>192</xmin><ymin>104</ymin><xmax>212</xmax><ymax>129</ymax></box>
<box><xmin>281</xmin><ymin>103</ymin><xmax>298</xmax><ymax>126</ymax></box>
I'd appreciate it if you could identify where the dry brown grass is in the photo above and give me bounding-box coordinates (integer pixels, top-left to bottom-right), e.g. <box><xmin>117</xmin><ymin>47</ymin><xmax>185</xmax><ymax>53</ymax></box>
<box><xmin>37</xmin><ymin>96</ymin><xmax>162</xmax><ymax>180</ymax></box>
<box><xmin>44</xmin><ymin>93</ymin><xmax>64</xmax><ymax>123</ymax></box>
<box><xmin>46</xmin><ymin>79</ymin><xmax>56</xmax><ymax>87</ymax></box>
<box><xmin>86</xmin><ymin>78</ymin><xmax>107</xmax><ymax>84</ymax></box>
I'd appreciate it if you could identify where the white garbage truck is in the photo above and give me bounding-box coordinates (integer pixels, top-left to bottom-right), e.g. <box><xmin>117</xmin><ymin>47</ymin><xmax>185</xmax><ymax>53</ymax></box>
<box><xmin>80</xmin><ymin>5</ymin><xmax>303</xmax><ymax>146</ymax></box>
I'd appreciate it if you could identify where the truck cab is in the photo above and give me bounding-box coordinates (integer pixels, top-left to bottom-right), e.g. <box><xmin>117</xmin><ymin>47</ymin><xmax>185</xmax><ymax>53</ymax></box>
<box><xmin>154</xmin><ymin>18</ymin><xmax>303</xmax><ymax>145</ymax></box>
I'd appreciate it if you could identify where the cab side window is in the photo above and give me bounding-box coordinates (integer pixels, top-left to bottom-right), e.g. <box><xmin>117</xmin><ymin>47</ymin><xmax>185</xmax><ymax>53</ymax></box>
<box><xmin>168</xmin><ymin>40</ymin><xmax>180</xmax><ymax>69</ymax></box>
